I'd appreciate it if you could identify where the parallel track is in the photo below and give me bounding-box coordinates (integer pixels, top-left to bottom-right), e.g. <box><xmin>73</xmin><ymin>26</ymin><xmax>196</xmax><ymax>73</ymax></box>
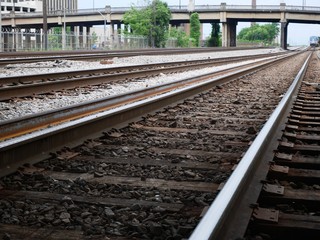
<box><xmin>0</xmin><ymin>52</ymin><xmax>299</xmax><ymax>150</ymax></box>
<box><xmin>0</xmin><ymin>53</ymin><xmax>284</xmax><ymax>101</ymax></box>
<box><xmin>191</xmin><ymin>51</ymin><xmax>320</xmax><ymax>240</ymax></box>
<box><xmin>245</xmin><ymin>52</ymin><xmax>320</xmax><ymax>240</ymax></box>
<box><xmin>0</xmin><ymin>47</ymin><xmax>270</xmax><ymax>65</ymax></box>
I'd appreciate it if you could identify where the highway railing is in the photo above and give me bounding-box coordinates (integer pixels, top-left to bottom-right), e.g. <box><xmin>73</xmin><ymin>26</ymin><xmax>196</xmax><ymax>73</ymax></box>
<box><xmin>3</xmin><ymin>4</ymin><xmax>320</xmax><ymax>18</ymax></box>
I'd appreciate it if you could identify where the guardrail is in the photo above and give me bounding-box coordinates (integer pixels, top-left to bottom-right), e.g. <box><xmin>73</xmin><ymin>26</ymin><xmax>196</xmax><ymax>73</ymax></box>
<box><xmin>3</xmin><ymin>4</ymin><xmax>320</xmax><ymax>18</ymax></box>
<box><xmin>286</xmin><ymin>5</ymin><xmax>320</xmax><ymax>11</ymax></box>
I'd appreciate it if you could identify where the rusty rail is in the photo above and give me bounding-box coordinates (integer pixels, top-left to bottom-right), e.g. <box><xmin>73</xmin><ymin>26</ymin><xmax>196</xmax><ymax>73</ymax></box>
<box><xmin>0</xmin><ymin>51</ymin><xmax>302</xmax><ymax>178</ymax></box>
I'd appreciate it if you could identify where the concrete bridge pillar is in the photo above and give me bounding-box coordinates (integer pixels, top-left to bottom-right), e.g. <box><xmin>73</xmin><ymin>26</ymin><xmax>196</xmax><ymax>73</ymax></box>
<box><xmin>79</xmin><ymin>26</ymin><xmax>83</xmax><ymax>49</ymax></box>
<box><xmin>222</xmin><ymin>20</ymin><xmax>237</xmax><ymax>47</ymax></box>
<box><xmin>110</xmin><ymin>22</ymin><xmax>115</xmax><ymax>45</ymax></box>
<box><xmin>25</xmin><ymin>28</ymin><xmax>31</xmax><ymax>50</ymax></box>
<box><xmin>117</xmin><ymin>23</ymin><xmax>121</xmax><ymax>47</ymax></box>
<box><xmin>222</xmin><ymin>23</ymin><xmax>227</xmax><ymax>47</ymax></box>
<box><xmin>16</xmin><ymin>29</ymin><xmax>22</xmax><ymax>51</ymax></box>
<box><xmin>10</xmin><ymin>29</ymin><xmax>16</xmax><ymax>52</ymax></box>
<box><xmin>86</xmin><ymin>26</ymin><xmax>91</xmax><ymax>49</ymax></box>
<box><xmin>70</xmin><ymin>26</ymin><xmax>75</xmax><ymax>50</ymax></box>
<box><xmin>229</xmin><ymin>20</ymin><xmax>237</xmax><ymax>47</ymax></box>
<box><xmin>281</xmin><ymin>22</ymin><xmax>288</xmax><ymax>50</ymax></box>
<box><xmin>36</xmin><ymin>29</ymin><xmax>41</xmax><ymax>50</ymax></box>
<box><xmin>3</xmin><ymin>30</ymin><xmax>10</xmax><ymax>52</ymax></box>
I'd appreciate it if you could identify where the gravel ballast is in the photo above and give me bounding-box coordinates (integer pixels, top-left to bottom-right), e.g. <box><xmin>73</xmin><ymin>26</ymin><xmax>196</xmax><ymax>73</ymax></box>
<box><xmin>0</xmin><ymin>48</ymin><xmax>285</xmax><ymax>122</ymax></box>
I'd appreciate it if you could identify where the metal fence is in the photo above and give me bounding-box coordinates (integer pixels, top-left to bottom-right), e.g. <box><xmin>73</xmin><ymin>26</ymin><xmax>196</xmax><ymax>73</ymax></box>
<box><xmin>0</xmin><ymin>29</ymin><xmax>177</xmax><ymax>51</ymax></box>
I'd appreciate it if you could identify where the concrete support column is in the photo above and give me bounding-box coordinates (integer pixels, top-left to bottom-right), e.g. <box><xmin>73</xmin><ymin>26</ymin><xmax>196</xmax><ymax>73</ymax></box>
<box><xmin>70</xmin><ymin>26</ymin><xmax>75</xmax><ymax>50</ymax></box>
<box><xmin>117</xmin><ymin>23</ymin><xmax>121</xmax><ymax>34</ymax></box>
<box><xmin>10</xmin><ymin>30</ymin><xmax>14</xmax><ymax>52</ymax></box>
<box><xmin>25</xmin><ymin>28</ymin><xmax>31</xmax><ymax>50</ymax></box>
<box><xmin>281</xmin><ymin>22</ymin><xmax>288</xmax><ymax>50</ymax></box>
<box><xmin>74</xmin><ymin>26</ymin><xmax>79</xmax><ymax>49</ymax></box>
<box><xmin>221</xmin><ymin>20</ymin><xmax>237</xmax><ymax>47</ymax></box>
<box><xmin>117</xmin><ymin>23</ymin><xmax>121</xmax><ymax>47</ymax></box>
<box><xmin>3</xmin><ymin>30</ymin><xmax>9</xmax><ymax>52</ymax></box>
<box><xmin>222</xmin><ymin>23</ymin><xmax>227</xmax><ymax>47</ymax></box>
<box><xmin>124</xmin><ymin>24</ymin><xmax>128</xmax><ymax>47</ymax></box>
<box><xmin>110</xmin><ymin>22</ymin><xmax>115</xmax><ymax>47</ymax></box>
<box><xmin>86</xmin><ymin>26</ymin><xmax>91</xmax><ymax>49</ymax></box>
<box><xmin>79</xmin><ymin>26</ymin><xmax>83</xmax><ymax>49</ymax></box>
<box><xmin>11</xmin><ymin>29</ymin><xmax>16</xmax><ymax>52</ymax></box>
<box><xmin>16</xmin><ymin>29</ymin><xmax>22</xmax><ymax>51</ymax></box>
<box><xmin>229</xmin><ymin>20</ymin><xmax>237</xmax><ymax>47</ymax></box>
<box><xmin>36</xmin><ymin>29</ymin><xmax>41</xmax><ymax>50</ymax></box>
<box><xmin>110</xmin><ymin>23</ymin><xmax>115</xmax><ymax>36</ymax></box>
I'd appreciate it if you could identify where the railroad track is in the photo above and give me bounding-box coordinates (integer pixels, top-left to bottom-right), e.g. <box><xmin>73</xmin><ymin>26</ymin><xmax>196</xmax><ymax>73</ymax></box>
<box><xmin>0</xmin><ymin>52</ymin><xmax>285</xmax><ymax>101</ymax></box>
<box><xmin>0</xmin><ymin>47</ymin><xmax>269</xmax><ymax>65</ymax></box>
<box><xmin>0</xmin><ymin>51</ymin><xmax>300</xmax><ymax>146</ymax></box>
<box><xmin>0</xmin><ymin>50</ymin><xmax>309</xmax><ymax>239</ymax></box>
<box><xmin>245</xmin><ymin>52</ymin><xmax>320</xmax><ymax>239</ymax></box>
<box><xmin>190</xmin><ymin>51</ymin><xmax>320</xmax><ymax>240</ymax></box>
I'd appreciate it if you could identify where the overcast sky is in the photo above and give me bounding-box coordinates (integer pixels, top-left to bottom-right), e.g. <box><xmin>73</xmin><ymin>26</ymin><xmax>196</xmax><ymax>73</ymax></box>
<box><xmin>79</xmin><ymin>0</ymin><xmax>320</xmax><ymax>45</ymax></box>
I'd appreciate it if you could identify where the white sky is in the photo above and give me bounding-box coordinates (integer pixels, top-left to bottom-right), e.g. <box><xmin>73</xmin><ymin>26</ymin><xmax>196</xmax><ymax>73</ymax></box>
<box><xmin>79</xmin><ymin>1</ymin><xmax>320</xmax><ymax>45</ymax></box>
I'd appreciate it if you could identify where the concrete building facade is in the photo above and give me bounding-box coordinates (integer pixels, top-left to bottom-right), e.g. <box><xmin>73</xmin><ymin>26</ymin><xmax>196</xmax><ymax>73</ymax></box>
<box><xmin>47</xmin><ymin>0</ymin><xmax>78</xmax><ymax>13</ymax></box>
<box><xmin>0</xmin><ymin>0</ymin><xmax>78</xmax><ymax>13</ymax></box>
<box><xmin>0</xmin><ymin>0</ymin><xmax>42</xmax><ymax>13</ymax></box>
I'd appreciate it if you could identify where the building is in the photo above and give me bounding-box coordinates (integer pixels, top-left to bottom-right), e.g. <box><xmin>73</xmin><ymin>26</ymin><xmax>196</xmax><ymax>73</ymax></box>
<box><xmin>0</xmin><ymin>0</ymin><xmax>78</xmax><ymax>14</ymax></box>
<box><xmin>47</xmin><ymin>0</ymin><xmax>78</xmax><ymax>13</ymax></box>
<box><xmin>0</xmin><ymin>0</ymin><xmax>79</xmax><ymax>51</ymax></box>
<box><xmin>0</xmin><ymin>0</ymin><xmax>42</xmax><ymax>13</ymax></box>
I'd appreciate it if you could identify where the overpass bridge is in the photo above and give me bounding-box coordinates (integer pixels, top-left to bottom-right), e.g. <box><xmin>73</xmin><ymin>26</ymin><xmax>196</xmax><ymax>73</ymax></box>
<box><xmin>1</xmin><ymin>3</ymin><xmax>320</xmax><ymax>50</ymax></box>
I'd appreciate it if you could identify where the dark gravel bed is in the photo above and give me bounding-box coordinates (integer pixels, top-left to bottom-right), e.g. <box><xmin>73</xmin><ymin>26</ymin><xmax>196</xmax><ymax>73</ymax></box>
<box><xmin>0</xmin><ymin>52</ymin><xmax>309</xmax><ymax>239</ymax></box>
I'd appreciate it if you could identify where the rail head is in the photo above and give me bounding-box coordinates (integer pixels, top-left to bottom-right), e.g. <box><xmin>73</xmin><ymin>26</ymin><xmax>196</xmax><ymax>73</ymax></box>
<box><xmin>189</xmin><ymin>51</ymin><xmax>312</xmax><ymax>240</ymax></box>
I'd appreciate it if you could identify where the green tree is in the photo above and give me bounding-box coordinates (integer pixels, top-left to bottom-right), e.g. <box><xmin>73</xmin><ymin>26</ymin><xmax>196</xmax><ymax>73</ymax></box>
<box><xmin>123</xmin><ymin>0</ymin><xmax>171</xmax><ymax>48</ymax></box>
<box><xmin>48</xmin><ymin>27</ymin><xmax>63</xmax><ymax>49</ymax></box>
<box><xmin>206</xmin><ymin>23</ymin><xmax>221</xmax><ymax>47</ymax></box>
<box><xmin>91</xmin><ymin>31</ymin><xmax>98</xmax><ymax>44</ymax></box>
<box><xmin>170</xmin><ymin>27</ymin><xmax>190</xmax><ymax>47</ymax></box>
<box><xmin>150</xmin><ymin>0</ymin><xmax>171</xmax><ymax>47</ymax></box>
<box><xmin>237</xmin><ymin>23</ymin><xmax>279</xmax><ymax>44</ymax></box>
<box><xmin>190</xmin><ymin>12</ymin><xmax>201</xmax><ymax>47</ymax></box>
<box><xmin>123</xmin><ymin>7</ymin><xmax>150</xmax><ymax>36</ymax></box>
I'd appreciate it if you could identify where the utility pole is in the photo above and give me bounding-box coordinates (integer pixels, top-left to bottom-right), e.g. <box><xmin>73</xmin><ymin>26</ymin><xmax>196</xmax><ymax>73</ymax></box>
<box><xmin>62</xmin><ymin>0</ymin><xmax>66</xmax><ymax>50</ymax></box>
<box><xmin>43</xmin><ymin>0</ymin><xmax>48</xmax><ymax>50</ymax></box>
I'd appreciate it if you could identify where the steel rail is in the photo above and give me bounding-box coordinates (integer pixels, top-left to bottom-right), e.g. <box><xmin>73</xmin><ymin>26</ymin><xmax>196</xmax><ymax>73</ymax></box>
<box><xmin>0</xmin><ymin>47</ymin><xmax>271</xmax><ymax>65</ymax></box>
<box><xmin>0</xmin><ymin>52</ymin><xmax>283</xmax><ymax>85</ymax></box>
<box><xmin>0</xmin><ymin>53</ymin><xmax>285</xmax><ymax>101</ymax></box>
<box><xmin>189</xmin><ymin>51</ymin><xmax>312</xmax><ymax>240</ymax></box>
<box><xmin>0</xmin><ymin>47</ymin><xmax>270</xmax><ymax>58</ymax></box>
<box><xmin>0</xmin><ymin>51</ymin><xmax>303</xmax><ymax>178</ymax></box>
<box><xmin>0</xmin><ymin>56</ymin><xmax>283</xmax><ymax>140</ymax></box>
